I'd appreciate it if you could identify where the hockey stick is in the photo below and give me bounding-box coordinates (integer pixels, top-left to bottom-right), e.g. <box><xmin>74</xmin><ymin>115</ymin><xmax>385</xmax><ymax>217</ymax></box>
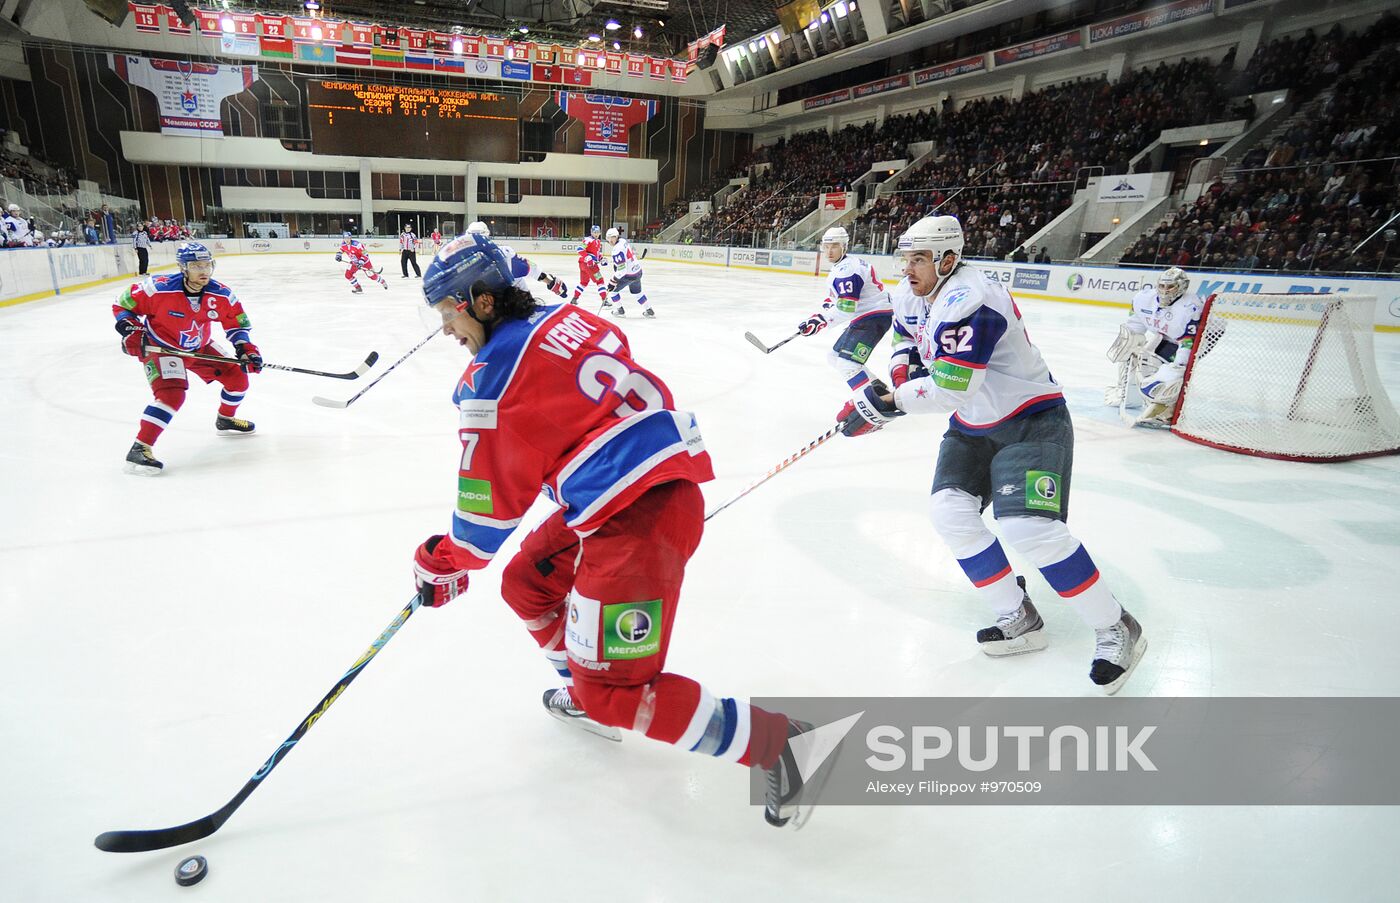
<box><xmin>94</xmin><ymin>595</ymin><xmax>422</xmax><ymax>853</ymax></box>
<box><xmin>704</xmin><ymin>424</ymin><xmax>840</xmax><ymax>520</ymax></box>
<box><xmin>533</xmin><ymin>423</ymin><xmax>842</xmax><ymax>575</ymax></box>
<box><xmin>744</xmin><ymin>330</ymin><xmax>801</xmax><ymax>355</ymax></box>
<box><xmin>144</xmin><ymin>346</ymin><xmax>379</xmax><ymax>380</ymax></box>
<box><xmin>312</xmin><ymin>326</ymin><xmax>438</xmax><ymax>408</ymax></box>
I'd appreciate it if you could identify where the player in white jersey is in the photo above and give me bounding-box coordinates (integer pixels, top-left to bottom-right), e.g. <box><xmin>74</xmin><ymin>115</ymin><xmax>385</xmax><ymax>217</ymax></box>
<box><xmin>796</xmin><ymin>226</ymin><xmax>893</xmax><ymax>392</ymax></box>
<box><xmin>836</xmin><ymin>215</ymin><xmax>1146</xmax><ymax>693</ymax></box>
<box><xmin>465</xmin><ymin>221</ymin><xmax>567</xmax><ymax>299</ymax></box>
<box><xmin>1104</xmin><ymin>267</ymin><xmax>1211</xmax><ymax>426</ymax></box>
<box><xmin>3</xmin><ymin>203</ymin><xmax>34</xmax><ymax>246</ymax></box>
<box><xmin>604</xmin><ymin>227</ymin><xmax>652</xmax><ymax>318</ymax></box>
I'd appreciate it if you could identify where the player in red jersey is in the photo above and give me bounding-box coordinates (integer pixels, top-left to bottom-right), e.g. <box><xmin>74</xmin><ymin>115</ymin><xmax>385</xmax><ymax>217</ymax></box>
<box><xmin>410</xmin><ymin>234</ymin><xmax>825</xmax><ymax>828</ymax></box>
<box><xmin>112</xmin><ymin>241</ymin><xmax>261</xmax><ymax>475</ymax></box>
<box><xmin>569</xmin><ymin>224</ymin><xmax>607</xmax><ymax>306</ymax></box>
<box><xmin>336</xmin><ymin>233</ymin><xmax>387</xmax><ymax>293</ymax></box>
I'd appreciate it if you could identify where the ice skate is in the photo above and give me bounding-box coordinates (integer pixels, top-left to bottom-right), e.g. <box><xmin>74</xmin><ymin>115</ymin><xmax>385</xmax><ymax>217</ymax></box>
<box><xmin>542</xmin><ymin>687</ymin><xmax>621</xmax><ymax>742</ymax></box>
<box><xmin>611</xmin><ymin>304</ymin><xmax>626</xmax><ymax>317</ymax></box>
<box><xmin>1134</xmin><ymin>402</ymin><xmax>1173</xmax><ymax>429</ymax></box>
<box><xmin>642</xmin><ymin>307</ymin><xmax>656</xmax><ymax>318</ymax></box>
<box><xmin>975</xmin><ymin>577</ymin><xmax>1047</xmax><ymax>656</ymax></box>
<box><xmin>764</xmin><ymin>717</ymin><xmax>837</xmax><ymax>830</ymax></box>
<box><xmin>1090</xmin><ymin>609</ymin><xmax>1147</xmax><ymax>695</ymax></box>
<box><xmin>350</xmin><ymin>284</ymin><xmax>363</xmax><ymax>294</ymax></box>
<box><xmin>215</xmin><ymin>415</ymin><xmax>256</xmax><ymax>436</ymax></box>
<box><xmin>124</xmin><ymin>440</ymin><xmax>163</xmax><ymax>476</ymax></box>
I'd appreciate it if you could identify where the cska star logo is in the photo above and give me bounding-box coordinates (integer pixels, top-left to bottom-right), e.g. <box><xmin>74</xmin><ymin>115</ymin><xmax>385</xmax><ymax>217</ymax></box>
<box><xmin>179</xmin><ymin>324</ymin><xmax>203</xmax><ymax>349</ymax></box>
<box><xmin>458</xmin><ymin>359</ymin><xmax>487</xmax><ymax>394</ymax></box>
<box><xmin>180</xmin><ymin>90</ymin><xmax>198</xmax><ymax>113</ymax></box>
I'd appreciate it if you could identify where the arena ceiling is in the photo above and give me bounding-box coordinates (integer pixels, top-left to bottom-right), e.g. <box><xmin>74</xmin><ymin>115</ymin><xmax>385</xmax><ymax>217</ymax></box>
<box><xmin>239</xmin><ymin>0</ymin><xmax>779</xmax><ymax>57</ymax></box>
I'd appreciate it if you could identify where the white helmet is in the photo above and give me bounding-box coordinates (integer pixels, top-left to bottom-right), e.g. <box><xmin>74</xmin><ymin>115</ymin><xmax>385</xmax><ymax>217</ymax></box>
<box><xmin>7</xmin><ymin>203</ymin><xmax>20</xmax><ymax>214</ymax></box>
<box><xmin>33</xmin><ymin>230</ymin><xmax>44</xmax><ymax>241</ymax></box>
<box><xmin>898</xmin><ymin>215</ymin><xmax>964</xmax><ymax>294</ymax></box>
<box><xmin>821</xmin><ymin>226</ymin><xmax>849</xmax><ymax>245</ymax></box>
<box><xmin>467</xmin><ymin>221</ymin><xmax>490</xmax><ymax>237</ymax></box>
<box><xmin>605</xmin><ymin>227</ymin><xmax>620</xmax><ymax>242</ymax></box>
<box><xmin>1157</xmin><ymin>267</ymin><xmax>1189</xmax><ymax>305</ymax></box>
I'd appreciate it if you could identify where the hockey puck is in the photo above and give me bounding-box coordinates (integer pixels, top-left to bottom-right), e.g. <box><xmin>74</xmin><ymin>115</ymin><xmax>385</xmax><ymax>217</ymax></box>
<box><xmin>174</xmin><ymin>855</ymin><xmax>208</xmax><ymax>887</ymax></box>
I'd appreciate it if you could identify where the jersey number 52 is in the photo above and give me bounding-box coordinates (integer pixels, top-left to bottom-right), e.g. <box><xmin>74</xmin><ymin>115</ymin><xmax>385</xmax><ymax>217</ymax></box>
<box><xmin>938</xmin><ymin>325</ymin><xmax>974</xmax><ymax>354</ymax></box>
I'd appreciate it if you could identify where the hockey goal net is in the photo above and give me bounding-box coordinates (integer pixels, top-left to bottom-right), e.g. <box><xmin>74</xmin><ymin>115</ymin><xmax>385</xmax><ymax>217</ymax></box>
<box><xmin>1171</xmin><ymin>292</ymin><xmax>1400</xmax><ymax>461</ymax></box>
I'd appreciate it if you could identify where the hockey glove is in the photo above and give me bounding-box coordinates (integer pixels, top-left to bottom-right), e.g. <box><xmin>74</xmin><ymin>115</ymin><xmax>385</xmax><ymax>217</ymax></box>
<box><xmin>797</xmin><ymin>314</ymin><xmax>828</xmax><ymax>337</ymax></box>
<box><xmin>607</xmin><ymin>277</ymin><xmax>620</xmax><ymax>294</ymax></box>
<box><xmin>116</xmin><ymin>317</ymin><xmax>147</xmax><ymax>357</ymax></box>
<box><xmin>235</xmin><ymin>341</ymin><xmax>263</xmax><ymax>374</ymax></box>
<box><xmin>413</xmin><ymin>534</ymin><xmax>469</xmax><ymax>608</ymax></box>
<box><xmin>334</xmin><ymin>252</ymin><xmax>343</xmax><ymax>262</ymax></box>
<box><xmin>540</xmin><ymin>272</ymin><xmax>568</xmax><ymax>298</ymax></box>
<box><xmin>890</xmin><ymin>348</ymin><xmax>929</xmax><ymax>387</ymax></box>
<box><xmin>837</xmin><ymin>381</ymin><xmax>903</xmax><ymax>438</ymax></box>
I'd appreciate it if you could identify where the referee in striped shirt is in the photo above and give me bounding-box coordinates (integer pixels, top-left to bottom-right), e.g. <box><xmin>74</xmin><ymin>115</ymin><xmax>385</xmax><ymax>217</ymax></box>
<box><xmin>400</xmin><ymin>225</ymin><xmax>421</xmax><ymax>278</ymax></box>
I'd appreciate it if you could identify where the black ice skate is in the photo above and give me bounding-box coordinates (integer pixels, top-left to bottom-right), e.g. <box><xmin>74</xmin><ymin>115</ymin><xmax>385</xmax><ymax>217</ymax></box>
<box><xmin>124</xmin><ymin>440</ymin><xmax>163</xmax><ymax>476</ymax></box>
<box><xmin>976</xmin><ymin>577</ymin><xmax>1047</xmax><ymax>656</ymax></box>
<box><xmin>215</xmin><ymin>415</ymin><xmax>256</xmax><ymax>437</ymax></box>
<box><xmin>642</xmin><ymin>307</ymin><xmax>656</xmax><ymax>318</ymax></box>
<box><xmin>1090</xmin><ymin>609</ymin><xmax>1147</xmax><ymax>695</ymax></box>
<box><xmin>764</xmin><ymin>717</ymin><xmax>838</xmax><ymax>830</ymax></box>
<box><xmin>350</xmin><ymin>284</ymin><xmax>364</xmax><ymax>294</ymax></box>
<box><xmin>542</xmin><ymin>687</ymin><xmax>621</xmax><ymax>742</ymax></box>
<box><xmin>611</xmin><ymin>304</ymin><xmax>626</xmax><ymax>317</ymax></box>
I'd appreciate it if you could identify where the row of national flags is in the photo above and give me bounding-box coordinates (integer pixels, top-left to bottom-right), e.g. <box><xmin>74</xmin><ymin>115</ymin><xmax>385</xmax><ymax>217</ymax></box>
<box><xmin>126</xmin><ymin>3</ymin><xmax>694</xmax><ymax>84</ymax></box>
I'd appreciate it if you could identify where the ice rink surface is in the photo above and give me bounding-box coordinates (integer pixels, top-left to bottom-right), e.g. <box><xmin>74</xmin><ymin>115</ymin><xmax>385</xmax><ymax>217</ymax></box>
<box><xmin>4</xmin><ymin>253</ymin><xmax>1400</xmax><ymax>902</ymax></box>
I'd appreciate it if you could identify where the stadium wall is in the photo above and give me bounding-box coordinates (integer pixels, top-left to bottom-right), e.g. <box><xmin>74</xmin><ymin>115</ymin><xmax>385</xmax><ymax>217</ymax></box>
<box><xmin>4</xmin><ymin>239</ymin><xmax>1396</xmax><ymax>330</ymax></box>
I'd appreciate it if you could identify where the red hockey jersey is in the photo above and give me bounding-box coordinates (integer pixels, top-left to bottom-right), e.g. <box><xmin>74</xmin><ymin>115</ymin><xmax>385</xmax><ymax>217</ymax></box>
<box><xmin>339</xmin><ymin>240</ymin><xmax>372</xmax><ymax>267</ymax></box>
<box><xmin>113</xmin><ymin>273</ymin><xmax>251</xmax><ymax>351</ymax></box>
<box><xmin>442</xmin><ymin>303</ymin><xmax>714</xmax><ymax>570</ymax></box>
<box><xmin>578</xmin><ymin>236</ymin><xmax>603</xmax><ymax>271</ymax></box>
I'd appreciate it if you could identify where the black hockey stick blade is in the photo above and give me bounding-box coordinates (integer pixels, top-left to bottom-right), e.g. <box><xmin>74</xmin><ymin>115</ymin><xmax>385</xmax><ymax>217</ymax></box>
<box><xmin>273</xmin><ymin>351</ymin><xmax>380</xmax><ymax>380</ymax></box>
<box><xmin>744</xmin><ymin>331</ymin><xmax>799</xmax><ymax>354</ymax></box>
<box><xmin>95</xmin><ymin>807</ymin><xmax>234</xmax><ymax>853</ymax></box>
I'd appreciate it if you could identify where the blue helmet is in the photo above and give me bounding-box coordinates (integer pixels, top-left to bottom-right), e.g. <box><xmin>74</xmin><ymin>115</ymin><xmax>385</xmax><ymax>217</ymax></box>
<box><xmin>176</xmin><ymin>241</ymin><xmax>214</xmax><ymax>269</ymax></box>
<box><xmin>342</xmin><ymin>231</ymin><xmax>353</xmax><ymax>238</ymax></box>
<box><xmin>590</xmin><ymin>224</ymin><xmax>601</xmax><ymax>236</ymax></box>
<box><xmin>422</xmin><ymin>233</ymin><xmax>514</xmax><ymax>308</ymax></box>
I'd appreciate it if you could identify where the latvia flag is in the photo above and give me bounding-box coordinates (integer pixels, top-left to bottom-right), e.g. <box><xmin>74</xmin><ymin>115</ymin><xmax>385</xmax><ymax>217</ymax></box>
<box><xmin>337</xmin><ymin>44</ymin><xmax>371</xmax><ymax>67</ymax></box>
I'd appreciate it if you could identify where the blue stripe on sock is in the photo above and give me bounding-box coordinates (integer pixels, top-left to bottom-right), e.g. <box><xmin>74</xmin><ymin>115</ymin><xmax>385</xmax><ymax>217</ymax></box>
<box><xmin>1040</xmin><ymin>544</ymin><xmax>1099</xmax><ymax>596</ymax></box>
<box><xmin>143</xmin><ymin>404</ymin><xmax>173</xmax><ymax>424</ymax></box>
<box><xmin>714</xmin><ymin>697</ymin><xmax>739</xmax><ymax>758</ymax></box>
<box><xmin>958</xmin><ymin>539</ymin><xmax>1011</xmax><ymax>586</ymax></box>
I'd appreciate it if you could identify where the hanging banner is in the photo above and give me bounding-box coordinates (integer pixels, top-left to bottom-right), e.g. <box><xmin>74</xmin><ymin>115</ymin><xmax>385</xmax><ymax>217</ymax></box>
<box><xmin>648</xmin><ymin>57</ymin><xmax>668</xmax><ymax>80</ymax></box>
<box><xmin>160</xmin><ymin>5</ymin><xmax>191</xmax><ymax>35</ymax></box>
<box><xmin>501</xmin><ymin>60</ymin><xmax>531</xmax><ymax>80</ymax></box>
<box><xmin>348</xmin><ymin>22</ymin><xmax>376</xmax><ymax>46</ymax></box>
<box><xmin>561</xmin><ymin>67</ymin><xmax>592</xmax><ymax>87</ymax></box>
<box><xmin>111</xmin><ymin>54</ymin><xmax>257</xmax><ymax>137</ymax></box>
<box><xmin>219</xmin><ymin>34</ymin><xmax>259</xmax><ymax>57</ymax></box>
<box><xmin>533</xmin><ymin>64</ymin><xmax>562</xmax><ymax>83</ymax></box>
<box><xmin>193</xmin><ymin>8</ymin><xmax>222</xmax><ymax>35</ymax></box>
<box><xmin>803</xmin><ymin>88</ymin><xmax>851</xmax><ymax>110</ymax></box>
<box><xmin>555</xmin><ymin>92</ymin><xmax>656</xmax><ymax>157</ymax></box>
<box><xmin>821</xmin><ymin>192</ymin><xmax>848</xmax><ymax>211</ymax></box>
<box><xmin>627</xmin><ymin>55</ymin><xmax>646</xmax><ymax>77</ymax></box>
<box><xmin>1088</xmin><ymin>0</ymin><xmax>1214</xmax><ymax>44</ymax></box>
<box><xmin>668</xmin><ymin>59</ymin><xmax>687</xmax><ymax>81</ymax></box>
<box><xmin>465</xmin><ymin>58</ymin><xmax>502</xmax><ymax>79</ymax></box>
<box><xmin>605</xmin><ymin>52</ymin><xmax>624</xmax><ymax>73</ymax></box>
<box><xmin>537</xmin><ymin>45</ymin><xmax>558</xmax><ymax>65</ymax></box>
<box><xmin>853</xmin><ymin>73</ymin><xmax>910</xmax><ymax>99</ymax></box>
<box><xmin>913</xmin><ymin>54</ymin><xmax>986</xmax><ymax>86</ymax></box>
<box><xmin>993</xmin><ymin>30</ymin><xmax>1082</xmax><ymax>66</ymax></box>
<box><xmin>129</xmin><ymin>3</ymin><xmax>161</xmax><ymax>33</ymax></box>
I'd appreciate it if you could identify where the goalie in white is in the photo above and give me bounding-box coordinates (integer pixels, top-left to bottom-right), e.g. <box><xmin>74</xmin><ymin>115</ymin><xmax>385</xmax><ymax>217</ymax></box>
<box><xmin>1105</xmin><ymin>267</ymin><xmax>1210</xmax><ymax>427</ymax></box>
<box><xmin>796</xmin><ymin>226</ymin><xmax>893</xmax><ymax>392</ymax></box>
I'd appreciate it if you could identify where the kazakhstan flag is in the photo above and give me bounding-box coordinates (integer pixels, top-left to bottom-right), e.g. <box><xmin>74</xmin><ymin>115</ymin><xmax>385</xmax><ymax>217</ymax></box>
<box><xmin>296</xmin><ymin>44</ymin><xmax>336</xmax><ymax>64</ymax></box>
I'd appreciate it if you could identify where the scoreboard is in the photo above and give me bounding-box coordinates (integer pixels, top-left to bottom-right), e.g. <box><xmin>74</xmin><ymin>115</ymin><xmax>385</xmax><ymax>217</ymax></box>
<box><xmin>307</xmin><ymin>80</ymin><xmax>519</xmax><ymax>162</ymax></box>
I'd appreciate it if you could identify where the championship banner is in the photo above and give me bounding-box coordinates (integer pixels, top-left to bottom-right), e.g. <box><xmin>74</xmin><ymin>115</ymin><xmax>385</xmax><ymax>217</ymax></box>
<box><xmin>821</xmin><ymin>192</ymin><xmax>848</xmax><ymax>211</ymax></box>
<box><xmin>555</xmin><ymin>92</ymin><xmax>656</xmax><ymax>157</ymax></box>
<box><xmin>111</xmin><ymin>55</ymin><xmax>257</xmax><ymax>137</ymax></box>
<box><xmin>193</xmin><ymin>8</ymin><xmax>222</xmax><ymax>34</ymax></box>
<box><xmin>668</xmin><ymin>59</ymin><xmax>687</xmax><ymax>82</ymax></box>
<box><xmin>803</xmin><ymin>88</ymin><xmax>852</xmax><ymax>110</ymax></box>
<box><xmin>257</xmin><ymin>14</ymin><xmax>290</xmax><ymax>39</ymax></box>
<box><xmin>648</xmin><ymin>57</ymin><xmax>668</xmax><ymax>80</ymax></box>
<box><xmin>627</xmin><ymin>55</ymin><xmax>646</xmax><ymax>77</ymax></box>
<box><xmin>605</xmin><ymin>52</ymin><xmax>624</xmax><ymax>73</ymax></box>
<box><xmin>1088</xmin><ymin>0</ymin><xmax>1214</xmax><ymax>44</ymax></box>
<box><xmin>993</xmin><ymin>30</ymin><xmax>1082</xmax><ymax>66</ymax></box>
<box><xmin>914</xmin><ymin>54</ymin><xmax>986</xmax><ymax>86</ymax></box>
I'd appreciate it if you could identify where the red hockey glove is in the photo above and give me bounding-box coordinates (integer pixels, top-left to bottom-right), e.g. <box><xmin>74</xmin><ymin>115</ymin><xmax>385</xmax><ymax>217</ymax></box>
<box><xmin>235</xmin><ymin>341</ymin><xmax>263</xmax><ymax>374</ymax></box>
<box><xmin>116</xmin><ymin>317</ymin><xmax>146</xmax><ymax>357</ymax></box>
<box><xmin>414</xmin><ymin>535</ymin><xmax>469</xmax><ymax>608</ymax></box>
<box><xmin>837</xmin><ymin>381</ymin><xmax>903</xmax><ymax>438</ymax></box>
<box><xmin>540</xmin><ymin>273</ymin><xmax>568</xmax><ymax>298</ymax></box>
<box><xmin>890</xmin><ymin>349</ymin><xmax>930</xmax><ymax>388</ymax></box>
<box><xmin>797</xmin><ymin>314</ymin><xmax>828</xmax><ymax>337</ymax></box>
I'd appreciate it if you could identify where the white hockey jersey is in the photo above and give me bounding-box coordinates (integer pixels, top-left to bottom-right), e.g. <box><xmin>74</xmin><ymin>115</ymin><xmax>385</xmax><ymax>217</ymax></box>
<box><xmin>890</xmin><ymin>264</ymin><xmax>1065</xmax><ymax>434</ymax></box>
<box><xmin>817</xmin><ymin>253</ymin><xmax>891</xmax><ymax>323</ymax></box>
<box><xmin>609</xmin><ymin>237</ymin><xmax>643</xmax><ymax>277</ymax></box>
<box><xmin>1124</xmin><ymin>286</ymin><xmax>1206</xmax><ymax>366</ymax></box>
<box><xmin>497</xmin><ymin>243</ymin><xmax>547</xmax><ymax>294</ymax></box>
<box><xmin>3</xmin><ymin>214</ymin><xmax>34</xmax><ymax>246</ymax></box>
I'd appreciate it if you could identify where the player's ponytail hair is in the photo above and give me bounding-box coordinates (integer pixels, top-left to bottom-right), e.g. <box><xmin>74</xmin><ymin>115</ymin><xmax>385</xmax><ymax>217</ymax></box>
<box><xmin>473</xmin><ymin>280</ymin><xmax>537</xmax><ymax>322</ymax></box>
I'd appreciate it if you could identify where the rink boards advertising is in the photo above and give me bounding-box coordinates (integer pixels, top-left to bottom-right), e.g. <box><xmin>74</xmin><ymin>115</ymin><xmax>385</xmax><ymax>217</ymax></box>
<box><xmin>306</xmin><ymin>80</ymin><xmax>519</xmax><ymax>162</ymax></box>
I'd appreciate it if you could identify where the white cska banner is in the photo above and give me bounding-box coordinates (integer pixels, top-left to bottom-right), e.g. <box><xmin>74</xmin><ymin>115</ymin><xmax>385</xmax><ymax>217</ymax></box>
<box><xmin>1096</xmin><ymin>172</ymin><xmax>1153</xmax><ymax>203</ymax></box>
<box><xmin>111</xmin><ymin>55</ymin><xmax>258</xmax><ymax>137</ymax></box>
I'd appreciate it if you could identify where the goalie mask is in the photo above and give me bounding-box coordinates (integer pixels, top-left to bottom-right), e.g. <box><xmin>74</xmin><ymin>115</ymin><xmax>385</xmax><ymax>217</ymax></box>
<box><xmin>1157</xmin><ymin>267</ymin><xmax>1189</xmax><ymax>306</ymax></box>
